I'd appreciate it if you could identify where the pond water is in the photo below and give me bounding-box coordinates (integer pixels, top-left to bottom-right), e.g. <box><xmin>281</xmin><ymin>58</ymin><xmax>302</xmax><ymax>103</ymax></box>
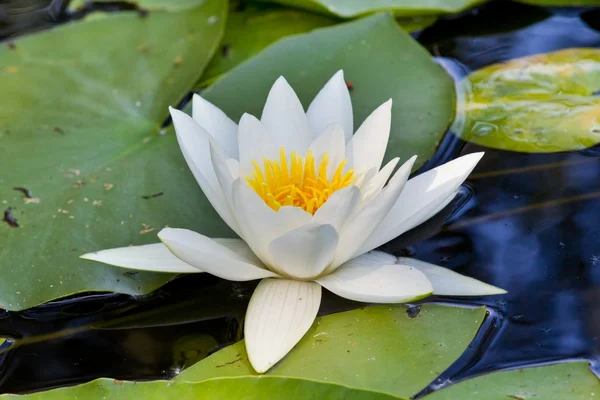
<box><xmin>0</xmin><ymin>0</ymin><xmax>599</xmax><ymax>396</ymax></box>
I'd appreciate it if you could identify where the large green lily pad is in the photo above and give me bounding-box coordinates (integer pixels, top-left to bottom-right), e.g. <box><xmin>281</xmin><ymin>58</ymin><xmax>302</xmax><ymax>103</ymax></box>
<box><xmin>425</xmin><ymin>361</ymin><xmax>600</xmax><ymax>400</ymax></box>
<box><xmin>202</xmin><ymin>13</ymin><xmax>455</xmax><ymax>171</ymax></box>
<box><xmin>198</xmin><ymin>8</ymin><xmax>436</xmax><ymax>88</ymax></box>
<box><xmin>0</xmin><ymin>377</ymin><xmax>403</xmax><ymax>399</ymax></box>
<box><xmin>178</xmin><ymin>304</ymin><xmax>486</xmax><ymax>399</ymax></box>
<box><xmin>0</xmin><ymin>0</ymin><xmax>228</xmax><ymax>311</ymax></box>
<box><xmin>455</xmin><ymin>48</ymin><xmax>600</xmax><ymax>153</ymax></box>
<box><xmin>251</xmin><ymin>0</ymin><xmax>486</xmax><ymax>18</ymax></box>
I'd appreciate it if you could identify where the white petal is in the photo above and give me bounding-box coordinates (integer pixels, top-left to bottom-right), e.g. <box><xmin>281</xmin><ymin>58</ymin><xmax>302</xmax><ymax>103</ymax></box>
<box><xmin>308</xmin><ymin>123</ymin><xmax>346</xmax><ymax>179</ymax></box>
<box><xmin>80</xmin><ymin>243</ymin><xmax>200</xmax><ymax>273</ymax></box>
<box><xmin>358</xmin><ymin>152</ymin><xmax>484</xmax><ymax>254</ymax></box>
<box><xmin>261</xmin><ymin>76</ymin><xmax>312</xmax><ymax>154</ymax></box>
<box><xmin>312</xmin><ymin>185</ymin><xmax>361</xmax><ymax>231</ymax></box>
<box><xmin>232</xmin><ymin>180</ymin><xmax>312</xmax><ymax>269</ymax></box>
<box><xmin>192</xmin><ymin>94</ymin><xmax>239</xmax><ymax>159</ymax></box>
<box><xmin>361</xmin><ymin>157</ymin><xmax>400</xmax><ymax>204</ymax></box>
<box><xmin>317</xmin><ymin>259</ymin><xmax>433</xmax><ymax>303</ymax></box>
<box><xmin>398</xmin><ymin>257</ymin><xmax>507</xmax><ymax>296</ymax></box>
<box><xmin>345</xmin><ymin>99</ymin><xmax>392</xmax><ymax>173</ymax></box>
<box><xmin>269</xmin><ymin>223</ymin><xmax>338</xmax><ymax>279</ymax></box>
<box><xmin>169</xmin><ymin>107</ymin><xmax>240</xmax><ymax>234</ymax></box>
<box><xmin>306</xmin><ymin>70</ymin><xmax>353</xmax><ymax>141</ymax></box>
<box><xmin>238</xmin><ymin>113</ymin><xmax>278</xmax><ymax>176</ymax></box>
<box><xmin>330</xmin><ymin>156</ymin><xmax>416</xmax><ymax>270</ymax></box>
<box><xmin>245</xmin><ymin>279</ymin><xmax>321</xmax><ymax>373</ymax></box>
<box><xmin>209</xmin><ymin>140</ymin><xmax>239</xmax><ymax>208</ymax></box>
<box><xmin>158</xmin><ymin>228</ymin><xmax>277</xmax><ymax>281</ymax></box>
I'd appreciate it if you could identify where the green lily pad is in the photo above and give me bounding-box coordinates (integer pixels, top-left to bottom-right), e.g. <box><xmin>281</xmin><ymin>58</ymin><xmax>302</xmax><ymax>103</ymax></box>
<box><xmin>199</xmin><ymin>7</ymin><xmax>337</xmax><ymax>87</ymax></box>
<box><xmin>424</xmin><ymin>361</ymin><xmax>600</xmax><ymax>400</ymax></box>
<box><xmin>250</xmin><ymin>0</ymin><xmax>486</xmax><ymax>18</ymax></box>
<box><xmin>178</xmin><ymin>304</ymin><xmax>486</xmax><ymax>399</ymax></box>
<box><xmin>202</xmin><ymin>13</ymin><xmax>455</xmax><ymax>171</ymax></box>
<box><xmin>0</xmin><ymin>377</ymin><xmax>403</xmax><ymax>399</ymax></box>
<box><xmin>0</xmin><ymin>0</ymin><xmax>228</xmax><ymax>311</ymax></box>
<box><xmin>455</xmin><ymin>48</ymin><xmax>600</xmax><ymax>153</ymax></box>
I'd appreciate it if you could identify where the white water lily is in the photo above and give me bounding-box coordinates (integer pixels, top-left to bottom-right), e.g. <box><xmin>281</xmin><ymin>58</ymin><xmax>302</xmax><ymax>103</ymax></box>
<box><xmin>82</xmin><ymin>71</ymin><xmax>505</xmax><ymax>373</ymax></box>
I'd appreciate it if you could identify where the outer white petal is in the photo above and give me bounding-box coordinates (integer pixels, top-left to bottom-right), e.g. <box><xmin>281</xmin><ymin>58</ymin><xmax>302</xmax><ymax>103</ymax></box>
<box><xmin>308</xmin><ymin>123</ymin><xmax>346</xmax><ymax>178</ymax></box>
<box><xmin>245</xmin><ymin>279</ymin><xmax>321</xmax><ymax>373</ymax></box>
<box><xmin>361</xmin><ymin>157</ymin><xmax>400</xmax><ymax>204</ymax></box>
<box><xmin>345</xmin><ymin>99</ymin><xmax>392</xmax><ymax>173</ymax></box>
<box><xmin>169</xmin><ymin>107</ymin><xmax>240</xmax><ymax>234</ymax></box>
<box><xmin>312</xmin><ymin>185</ymin><xmax>361</xmax><ymax>231</ymax></box>
<box><xmin>81</xmin><ymin>243</ymin><xmax>200</xmax><ymax>273</ymax></box>
<box><xmin>269</xmin><ymin>223</ymin><xmax>338</xmax><ymax>279</ymax></box>
<box><xmin>238</xmin><ymin>113</ymin><xmax>278</xmax><ymax>176</ymax></box>
<box><xmin>358</xmin><ymin>152</ymin><xmax>484</xmax><ymax>254</ymax></box>
<box><xmin>398</xmin><ymin>257</ymin><xmax>507</xmax><ymax>296</ymax></box>
<box><xmin>317</xmin><ymin>260</ymin><xmax>433</xmax><ymax>303</ymax></box>
<box><xmin>158</xmin><ymin>228</ymin><xmax>278</xmax><ymax>281</ymax></box>
<box><xmin>330</xmin><ymin>156</ymin><xmax>417</xmax><ymax>270</ymax></box>
<box><xmin>306</xmin><ymin>70</ymin><xmax>353</xmax><ymax>141</ymax></box>
<box><xmin>232</xmin><ymin>180</ymin><xmax>312</xmax><ymax>268</ymax></box>
<box><xmin>192</xmin><ymin>94</ymin><xmax>239</xmax><ymax>159</ymax></box>
<box><xmin>261</xmin><ymin>76</ymin><xmax>312</xmax><ymax>154</ymax></box>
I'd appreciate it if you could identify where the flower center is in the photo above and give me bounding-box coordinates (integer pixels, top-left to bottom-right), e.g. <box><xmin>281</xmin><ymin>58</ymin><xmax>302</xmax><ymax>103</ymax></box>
<box><xmin>246</xmin><ymin>148</ymin><xmax>355</xmax><ymax>214</ymax></box>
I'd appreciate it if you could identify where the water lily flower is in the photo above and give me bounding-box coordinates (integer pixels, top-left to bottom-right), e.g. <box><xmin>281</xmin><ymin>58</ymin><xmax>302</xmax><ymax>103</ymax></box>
<box><xmin>82</xmin><ymin>71</ymin><xmax>505</xmax><ymax>373</ymax></box>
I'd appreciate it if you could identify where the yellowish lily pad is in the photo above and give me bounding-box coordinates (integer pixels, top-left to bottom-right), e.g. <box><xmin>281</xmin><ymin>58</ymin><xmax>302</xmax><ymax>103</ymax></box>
<box><xmin>0</xmin><ymin>377</ymin><xmax>403</xmax><ymax>399</ymax></box>
<box><xmin>455</xmin><ymin>48</ymin><xmax>600</xmax><ymax>153</ymax></box>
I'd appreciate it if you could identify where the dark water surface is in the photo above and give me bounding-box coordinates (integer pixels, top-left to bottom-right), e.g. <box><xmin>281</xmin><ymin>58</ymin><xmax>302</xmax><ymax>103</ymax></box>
<box><xmin>0</xmin><ymin>0</ymin><xmax>599</xmax><ymax>396</ymax></box>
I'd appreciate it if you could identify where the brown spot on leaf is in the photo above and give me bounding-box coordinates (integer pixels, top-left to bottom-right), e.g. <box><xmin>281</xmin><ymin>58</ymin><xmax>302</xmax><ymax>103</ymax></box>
<box><xmin>7</xmin><ymin>42</ymin><xmax>16</xmax><ymax>50</ymax></box>
<box><xmin>345</xmin><ymin>80</ymin><xmax>354</xmax><ymax>91</ymax></box>
<box><xmin>53</xmin><ymin>127</ymin><xmax>64</xmax><ymax>134</ymax></box>
<box><xmin>221</xmin><ymin>45</ymin><xmax>231</xmax><ymax>58</ymax></box>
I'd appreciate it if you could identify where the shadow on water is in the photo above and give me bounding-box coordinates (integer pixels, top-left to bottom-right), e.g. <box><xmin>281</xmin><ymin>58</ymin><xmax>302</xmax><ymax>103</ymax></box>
<box><xmin>0</xmin><ymin>0</ymin><xmax>599</xmax><ymax>396</ymax></box>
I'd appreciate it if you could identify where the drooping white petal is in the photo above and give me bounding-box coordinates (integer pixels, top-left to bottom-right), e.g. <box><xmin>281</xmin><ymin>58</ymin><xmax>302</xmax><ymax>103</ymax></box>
<box><xmin>261</xmin><ymin>76</ymin><xmax>312</xmax><ymax>154</ymax></box>
<box><xmin>269</xmin><ymin>223</ymin><xmax>338</xmax><ymax>279</ymax></box>
<box><xmin>358</xmin><ymin>152</ymin><xmax>484</xmax><ymax>254</ymax></box>
<box><xmin>329</xmin><ymin>156</ymin><xmax>417</xmax><ymax>270</ymax></box>
<box><xmin>312</xmin><ymin>185</ymin><xmax>361</xmax><ymax>231</ymax></box>
<box><xmin>80</xmin><ymin>243</ymin><xmax>200</xmax><ymax>273</ymax></box>
<box><xmin>158</xmin><ymin>228</ymin><xmax>278</xmax><ymax>281</ymax></box>
<box><xmin>245</xmin><ymin>279</ymin><xmax>321</xmax><ymax>373</ymax></box>
<box><xmin>317</xmin><ymin>259</ymin><xmax>433</xmax><ymax>303</ymax></box>
<box><xmin>398</xmin><ymin>257</ymin><xmax>507</xmax><ymax>296</ymax></box>
<box><xmin>237</xmin><ymin>113</ymin><xmax>278</xmax><ymax>176</ymax></box>
<box><xmin>308</xmin><ymin>123</ymin><xmax>346</xmax><ymax>178</ymax></box>
<box><xmin>306</xmin><ymin>70</ymin><xmax>353</xmax><ymax>141</ymax></box>
<box><xmin>192</xmin><ymin>94</ymin><xmax>239</xmax><ymax>159</ymax></box>
<box><xmin>232</xmin><ymin>180</ymin><xmax>312</xmax><ymax>268</ymax></box>
<box><xmin>169</xmin><ymin>107</ymin><xmax>240</xmax><ymax>234</ymax></box>
<box><xmin>345</xmin><ymin>99</ymin><xmax>392</xmax><ymax>173</ymax></box>
<box><xmin>361</xmin><ymin>157</ymin><xmax>400</xmax><ymax>204</ymax></box>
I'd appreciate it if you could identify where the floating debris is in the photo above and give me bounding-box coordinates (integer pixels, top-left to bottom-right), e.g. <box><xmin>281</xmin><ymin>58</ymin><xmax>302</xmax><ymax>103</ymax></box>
<box><xmin>142</xmin><ymin>192</ymin><xmax>164</xmax><ymax>200</ymax></box>
<box><xmin>104</xmin><ymin>183</ymin><xmax>114</xmax><ymax>191</ymax></box>
<box><xmin>12</xmin><ymin>187</ymin><xmax>32</xmax><ymax>199</ymax></box>
<box><xmin>139</xmin><ymin>223</ymin><xmax>156</xmax><ymax>235</ymax></box>
<box><xmin>2</xmin><ymin>207</ymin><xmax>18</xmax><ymax>228</ymax></box>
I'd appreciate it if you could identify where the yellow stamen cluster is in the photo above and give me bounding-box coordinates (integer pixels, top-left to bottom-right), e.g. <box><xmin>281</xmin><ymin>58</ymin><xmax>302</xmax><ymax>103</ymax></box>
<box><xmin>246</xmin><ymin>148</ymin><xmax>355</xmax><ymax>214</ymax></box>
